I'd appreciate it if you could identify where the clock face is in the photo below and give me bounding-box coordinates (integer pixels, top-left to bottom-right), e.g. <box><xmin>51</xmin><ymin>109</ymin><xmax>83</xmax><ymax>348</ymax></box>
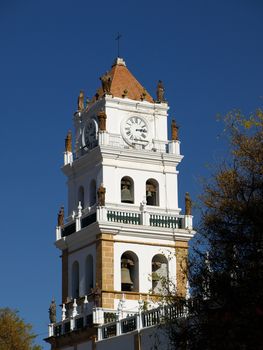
<box><xmin>122</xmin><ymin>116</ymin><xmax>149</xmax><ymax>146</ymax></box>
<box><xmin>82</xmin><ymin>119</ymin><xmax>98</xmax><ymax>150</ymax></box>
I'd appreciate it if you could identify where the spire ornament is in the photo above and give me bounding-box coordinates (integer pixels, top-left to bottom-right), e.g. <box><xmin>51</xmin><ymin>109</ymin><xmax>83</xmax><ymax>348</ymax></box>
<box><xmin>85</xmin><ymin>97</ymin><xmax>90</xmax><ymax>109</ymax></box>
<box><xmin>65</xmin><ymin>130</ymin><xmax>72</xmax><ymax>152</ymax></box>
<box><xmin>122</xmin><ymin>89</ymin><xmax>128</xmax><ymax>98</ymax></box>
<box><xmin>92</xmin><ymin>283</ymin><xmax>102</xmax><ymax>307</ymax></box>
<box><xmin>156</xmin><ymin>80</ymin><xmax>165</xmax><ymax>103</ymax></box>
<box><xmin>185</xmin><ymin>192</ymin><xmax>192</xmax><ymax>215</ymax></box>
<box><xmin>140</xmin><ymin>88</ymin><xmax>147</xmax><ymax>101</ymax></box>
<box><xmin>49</xmin><ymin>299</ymin><xmax>56</xmax><ymax>324</ymax></box>
<box><xmin>77</xmin><ymin>90</ymin><xmax>85</xmax><ymax>111</ymax></box>
<box><xmin>171</xmin><ymin>119</ymin><xmax>179</xmax><ymax>140</ymax></box>
<box><xmin>97</xmin><ymin>185</ymin><xmax>106</xmax><ymax>206</ymax></box>
<box><xmin>115</xmin><ymin>32</ymin><xmax>122</xmax><ymax>58</ymax></box>
<box><xmin>57</xmin><ymin>206</ymin><xmax>64</xmax><ymax>227</ymax></box>
<box><xmin>97</xmin><ymin>110</ymin><xmax>107</xmax><ymax>131</ymax></box>
<box><xmin>100</xmin><ymin>72</ymin><xmax>112</xmax><ymax>94</ymax></box>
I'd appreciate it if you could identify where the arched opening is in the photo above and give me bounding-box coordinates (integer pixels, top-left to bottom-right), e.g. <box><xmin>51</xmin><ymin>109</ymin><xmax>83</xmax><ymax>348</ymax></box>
<box><xmin>85</xmin><ymin>255</ymin><xmax>94</xmax><ymax>294</ymax></box>
<box><xmin>121</xmin><ymin>177</ymin><xmax>134</xmax><ymax>204</ymax></box>
<box><xmin>152</xmin><ymin>254</ymin><xmax>168</xmax><ymax>294</ymax></box>
<box><xmin>89</xmin><ymin>180</ymin><xmax>96</xmax><ymax>206</ymax></box>
<box><xmin>146</xmin><ymin>179</ymin><xmax>159</xmax><ymax>206</ymax></box>
<box><xmin>78</xmin><ymin>186</ymin><xmax>85</xmax><ymax>208</ymax></box>
<box><xmin>72</xmin><ymin>261</ymin><xmax>79</xmax><ymax>298</ymax></box>
<box><xmin>121</xmin><ymin>251</ymin><xmax>139</xmax><ymax>292</ymax></box>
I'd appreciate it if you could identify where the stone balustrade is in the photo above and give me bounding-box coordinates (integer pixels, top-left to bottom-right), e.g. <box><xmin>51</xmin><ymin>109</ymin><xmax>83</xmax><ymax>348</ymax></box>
<box><xmin>48</xmin><ymin>296</ymin><xmax>194</xmax><ymax>341</ymax></box>
<box><xmin>97</xmin><ymin>303</ymin><xmax>189</xmax><ymax>341</ymax></box>
<box><xmin>56</xmin><ymin>203</ymin><xmax>192</xmax><ymax>240</ymax></box>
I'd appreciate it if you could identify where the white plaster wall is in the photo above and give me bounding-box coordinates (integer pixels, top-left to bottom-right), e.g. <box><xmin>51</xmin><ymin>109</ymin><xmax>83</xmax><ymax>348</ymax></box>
<box><xmin>104</xmin><ymin>97</ymin><xmax>169</xmax><ymax>144</ymax></box>
<box><xmin>165</xmin><ymin>171</ymin><xmax>179</xmax><ymax>210</ymax></box>
<box><xmin>68</xmin><ymin>244</ymin><xmax>96</xmax><ymax>298</ymax></box>
<box><xmin>68</xmin><ymin>165</ymin><xmax>102</xmax><ymax>215</ymax></box>
<box><xmin>95</xmin><ymin>326</ymin><xmax>170</xmax><ymax>350</ymax></box>
<box><xmin>114</xmin><ymin>242</ymin><xmax>176</xmax><ymax>294</ymax></box>
<box><xmin>96</xmin><ymin>332</ymin><xmax>135</xmax><ymax>350</ymax></box>
<box><xmin>103</xmin><ymin>163</ymin><xmax>179</xmax><ymax>211</ymax></box>
<box><xmin>68</xmin><ymin>96</ymin><xmax>178</xmax><ymax>216</ymax></box>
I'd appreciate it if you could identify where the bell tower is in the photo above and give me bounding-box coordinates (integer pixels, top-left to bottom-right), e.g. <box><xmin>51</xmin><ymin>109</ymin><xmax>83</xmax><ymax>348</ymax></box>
<box><xmin>46</xmin><ymin>57</ymin><xmax>195</xmax><ymax>349</ymax></box>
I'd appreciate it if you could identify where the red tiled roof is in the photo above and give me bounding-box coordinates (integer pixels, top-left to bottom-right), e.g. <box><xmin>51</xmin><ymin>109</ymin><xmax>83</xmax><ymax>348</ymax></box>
<box><xmin>92</xmin><ymin>58</ymin><xmax>154</xmax><ymax>104</ymax></box>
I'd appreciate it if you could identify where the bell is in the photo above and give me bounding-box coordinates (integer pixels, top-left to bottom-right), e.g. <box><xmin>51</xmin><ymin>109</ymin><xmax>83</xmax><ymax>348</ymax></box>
<box><xmin>151</xmin><ymin>272</ymin><xmax>160</xmax><ymax>282</ymax></box>
<box><xmin>147</xmin><ymin>190</ymin><xmax>152</xmax><ymax>197</ymax></box>
<box><xmin>121</xmin><ymin>266</ymin><xmax>133</xmax><ymax>291</ymax></box>
<box><xmin>121</xmin><ymin>186</ymin><xmax>133</xmax><ymax>203</ymax></box>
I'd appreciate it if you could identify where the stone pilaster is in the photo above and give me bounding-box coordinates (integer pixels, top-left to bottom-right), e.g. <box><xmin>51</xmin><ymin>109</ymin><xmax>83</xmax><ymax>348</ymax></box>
<box><xmin>96</xmin><ymin>233</ymin><xmax>114</xmax><ymax>309</ymax></box>
<box><xmin>175</xmin><ymin>241</ymin><xmax>188</xmax><ymax>297</ymax></box>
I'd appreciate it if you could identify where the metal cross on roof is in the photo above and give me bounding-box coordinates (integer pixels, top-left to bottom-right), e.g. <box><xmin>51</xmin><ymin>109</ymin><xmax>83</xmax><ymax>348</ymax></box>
<box><xmin>115</xmin><ymin>32</ymin><xmax>122</xmax><ymax>58</ymax></box>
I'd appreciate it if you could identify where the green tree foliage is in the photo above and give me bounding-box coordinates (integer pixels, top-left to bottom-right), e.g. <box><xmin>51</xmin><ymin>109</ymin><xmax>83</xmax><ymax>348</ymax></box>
<box><xmin>168</xmin><ymin>110</ymin><xmax>263</xmax><ymax>349</ymax></box>
<box><xmin>0</xmin><ymin>308</ymin><xmax>42</xmax><ymax>350</ymax></box>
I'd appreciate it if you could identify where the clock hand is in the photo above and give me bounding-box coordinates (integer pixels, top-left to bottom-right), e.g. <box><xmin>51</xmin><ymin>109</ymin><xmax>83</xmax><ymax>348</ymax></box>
<box><xmin>135</xmin><ymin>128</ymin><xmax>147</xmax><ymax>132</ymax></box>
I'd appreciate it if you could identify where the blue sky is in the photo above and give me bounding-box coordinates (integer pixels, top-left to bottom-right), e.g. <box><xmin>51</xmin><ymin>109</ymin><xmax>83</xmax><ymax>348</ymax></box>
<box><xmin>0</xmin><ymin>1</ymin><xmax>262</xmax><ymax>348</ymax></box>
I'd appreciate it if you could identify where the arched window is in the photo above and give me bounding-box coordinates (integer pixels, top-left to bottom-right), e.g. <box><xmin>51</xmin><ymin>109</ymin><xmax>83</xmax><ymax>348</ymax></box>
<box><xmin>121</xmin><ymin>177</ymin><xmax>134</xmax><ymax>204</ymax></box>
<box><xmin>121</xmin><ymin>251</ymin><xmax>139</xmax><ymax>292</ymax></box>
<box><xmin>78</xmin><ymin>186</ymin><xmax>85</xmax><ymax>208</ymax></box>
<box><xmin>85</xmin><ymin>255</ymin><xmax>94</xmax><ymax>294</ymax></box>
<box><xmin>146</xmin><ymin>179</ymin><xmax>159</xmax><ymax>206</ymax></box>
<box><xmin>72</xmin><ymin>261</ymin><xmax>79</xmax><ymax>298</ymax></box>
<box><xmin>89</xmin><ymin>180</ymin><xmax>96</xmax><ymax>206</ymax></box>
<box><xmin>152</xmin><ymin>254</ymin><xmax>168</xmax><ymax>294</ymax></box>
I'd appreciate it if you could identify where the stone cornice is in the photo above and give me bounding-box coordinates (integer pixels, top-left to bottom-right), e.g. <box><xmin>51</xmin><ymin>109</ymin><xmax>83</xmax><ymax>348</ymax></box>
<box><xmin>55</xmin><ymin>220</ymin><xmax>195</xmax><ymax>252</ymax></box>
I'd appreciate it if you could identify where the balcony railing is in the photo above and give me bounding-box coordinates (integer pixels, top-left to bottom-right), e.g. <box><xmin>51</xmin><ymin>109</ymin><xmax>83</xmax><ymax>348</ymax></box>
<box><xmin>97</xmin><ymin>302</ymin><xmax>190</xmax><ymax>341</ymax></box>
<box><xmin>149</xmin><ymin>214</ymin><xmax>183</xmax><ymax>228</ymax></box>
<box><xmin>48</xmin><ymin>296</ymin><xmax>196</xmax><ymax>341</ymax></box>
<box><xmin>56</xmin><ymin>204</ymin><xmax>192</xmax><ymax>241</ymax></box>
<box><xmin>107</xmin><ymin>210</ymin><xmax>140</xmax><ymax>225</ymax></box>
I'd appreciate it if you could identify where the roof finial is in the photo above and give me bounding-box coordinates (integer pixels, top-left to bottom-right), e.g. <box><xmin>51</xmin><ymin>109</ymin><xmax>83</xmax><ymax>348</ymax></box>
<box><xmin>171</xmin><ymin>119</ymin><xmax>179</xmax><ymax>140</ymax></box>
<box><xmin>77</xmin><ymin>90</ymin><xmax>85</xmax><ymax>111</ymax></box>
<box><xmin>115</xmin><ymin>32</ymin><xmax>122</xmax><ymax>58</ymax></box>
<box><xmin>156</xmin><ymin>80</ymin><xmax>165</xmax><ymax>103</ymax></box>
<box><xmin>100</xmin><ymin>72</ymin><xmax>112</xmax><ymax>94</ymax></box>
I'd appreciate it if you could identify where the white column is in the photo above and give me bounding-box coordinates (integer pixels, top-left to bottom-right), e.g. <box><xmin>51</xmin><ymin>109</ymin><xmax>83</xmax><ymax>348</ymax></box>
<box><xmin>98</xmin><ymin>131</ymin><xmax>109</xmax><ymax>146</ymax></box>
<box><xmin>61</xmin><ymin>304</ymin><xmax>66</xmax><ymax>321</ymax></box>
<box><xmin>97</xmin><ymin>326</ymin><xmax>103</xmax><ymax>341</ymax></box>
<box><xmin>137</xmin><ymin>297</ymin><xmax>144</xmax><ymax>330</ymax></box>
<box><xmin>140</xmin><ymin>201</ymin><xmax>150</xmax><ymax>226</ymax></box>
<box><xmin>184</xmin><ymin>215</ymin><xmax>193</xmax><ymax>230</ymax></box>
<box><xmin>93</xmin><ymin>307</ymin><xmax>104</xmax><ymax>324</ymax></box>
<box><xmin>168</xmin><ymin>140</ymin><xmax>180</xmax><ymax>155</ymax></box>
<box><xmin>76</xmin><ymin>202</ymin><xmax>82</xmax><ymax>231</ymax></box>
<box><xmin>56</xmin><ymin>226</ymin><xmax>61</xmax><ymax>240</ymax></box>
<box><xmin>64</xmin><ymin>151</ymin><xmax>73</xmax><ymax>166</ymax></box>
<box><xmin>116</xmin><ymin>306</ymin><xmax>121</xmax><ymax>336</ymax></box>
<box><xmin>48</xmin><ymin>324</ymin><xmax>54</xmax><ymax>337</ymax></box>
<box><xmin>72</xmin><ymin>299</ymin><xmax>78</xmax><ymax>317</ymax></box>
<box><xmin>83</xmin><ymin>295</ymin><xmax>89</xmax><ymax>326</ymax></box>
<box><xmin>96</xmin><ymin>206</ymin><xmax>107</xmax><ymax>221</ymax></box>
